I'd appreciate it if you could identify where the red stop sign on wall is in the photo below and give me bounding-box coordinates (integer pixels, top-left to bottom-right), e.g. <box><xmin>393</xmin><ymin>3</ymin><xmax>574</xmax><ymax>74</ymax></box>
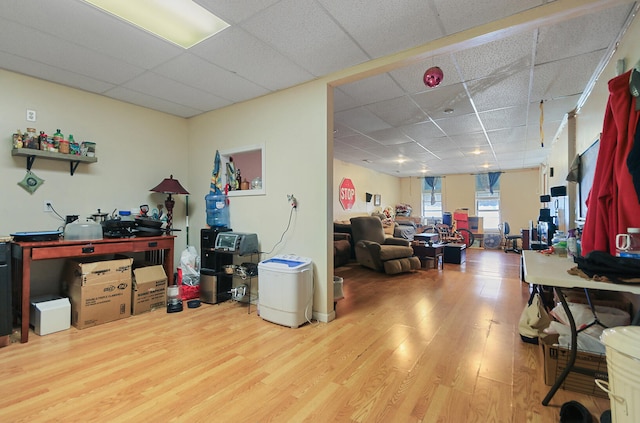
<box><xmin>339</xmin><ymin>178</ymin><xmax>356</xmax><ymax>210</ymax></box>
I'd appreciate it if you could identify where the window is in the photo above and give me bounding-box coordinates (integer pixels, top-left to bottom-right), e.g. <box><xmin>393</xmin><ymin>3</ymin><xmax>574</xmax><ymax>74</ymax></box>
<box><xmin>422</xmin><ymin>177</ymin><xmax>442</xmax><ymax>224</ymax></box>
<box><xmin>475</xmin><ymin>173</ymin><xmax>501</xmax><ymax>230</ymax></box>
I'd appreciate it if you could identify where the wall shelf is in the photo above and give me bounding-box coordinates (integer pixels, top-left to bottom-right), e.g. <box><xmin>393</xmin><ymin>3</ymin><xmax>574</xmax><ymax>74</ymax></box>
<box><xmin>12</xmin><ymin>148</ymin><xmax>97</xmax><ymax>175</ymax></box>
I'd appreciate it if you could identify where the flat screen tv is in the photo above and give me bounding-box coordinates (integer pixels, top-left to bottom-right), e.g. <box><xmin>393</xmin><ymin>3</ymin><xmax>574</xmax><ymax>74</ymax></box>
<box><xmin>578</xmin><ymin>137</ymin><xmax>600</xmax><ymax>220</ymax></box>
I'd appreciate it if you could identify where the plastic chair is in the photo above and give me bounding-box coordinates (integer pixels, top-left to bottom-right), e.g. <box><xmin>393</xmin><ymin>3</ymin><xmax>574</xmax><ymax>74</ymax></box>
<box><xmin>502</xmin><ymin>222</ymin><xmax>522</xmax><ymax>254</ymax></box>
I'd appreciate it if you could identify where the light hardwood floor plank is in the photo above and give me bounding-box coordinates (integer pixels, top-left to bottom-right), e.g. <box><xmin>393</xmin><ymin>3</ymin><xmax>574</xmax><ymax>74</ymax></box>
<box><xmin>1</xmin><ymin>249</ymin><xmax>612</xmax><ymax>422</ymax></box>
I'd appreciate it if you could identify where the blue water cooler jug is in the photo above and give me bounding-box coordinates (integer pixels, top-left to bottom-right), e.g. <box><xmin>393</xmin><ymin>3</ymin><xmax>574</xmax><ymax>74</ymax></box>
<box><xmin>205</xmin><ymin>193</ymin><xmax>230</xmax><ymax>228</ymax></box>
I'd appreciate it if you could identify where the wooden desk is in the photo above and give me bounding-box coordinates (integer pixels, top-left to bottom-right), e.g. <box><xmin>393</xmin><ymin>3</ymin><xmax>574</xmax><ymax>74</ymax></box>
<box><xmin>522</xmin><ymin>251</ymin><xmax>640</xmax><ymax>405</ymax></box>
<box><xmin>11</xmin><ymin>235</ymin><xmax>175</xmax><ymax>343</ymax></box>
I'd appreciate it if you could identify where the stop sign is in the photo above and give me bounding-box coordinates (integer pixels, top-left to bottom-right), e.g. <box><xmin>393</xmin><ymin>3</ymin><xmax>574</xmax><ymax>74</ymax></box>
<box><xmin>339</xmin><ymin>178</ymin><xmax>356</xmax><ymax>210</ymax></box>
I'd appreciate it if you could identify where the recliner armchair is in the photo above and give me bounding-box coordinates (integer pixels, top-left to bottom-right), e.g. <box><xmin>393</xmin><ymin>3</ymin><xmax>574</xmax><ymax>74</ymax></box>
<box><xmin>349</xmin><ymin>216</ymin><xmax>420</xmax><ymax>274</ymax></box>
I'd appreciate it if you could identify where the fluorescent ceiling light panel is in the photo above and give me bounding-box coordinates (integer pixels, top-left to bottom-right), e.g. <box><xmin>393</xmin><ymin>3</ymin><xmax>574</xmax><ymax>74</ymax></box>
<box><xmin>84</xmin><ymin>0</ymin><xmax>229</xmax><ymax>48</ymax></box>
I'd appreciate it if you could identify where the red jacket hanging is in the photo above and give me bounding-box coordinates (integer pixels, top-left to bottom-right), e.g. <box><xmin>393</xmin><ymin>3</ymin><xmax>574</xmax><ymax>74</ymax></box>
<box><xmin>581</xmin><ymin>70</ymin><xmax>640</xmax><ymax>256</ymax></box>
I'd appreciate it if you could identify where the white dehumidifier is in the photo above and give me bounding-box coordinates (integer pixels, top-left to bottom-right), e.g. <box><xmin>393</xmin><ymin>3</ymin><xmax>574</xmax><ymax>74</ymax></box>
<box><xmin>258</xmin><ymin>255</ymin><xmax>313</xmax><ymax>328</ymax></box>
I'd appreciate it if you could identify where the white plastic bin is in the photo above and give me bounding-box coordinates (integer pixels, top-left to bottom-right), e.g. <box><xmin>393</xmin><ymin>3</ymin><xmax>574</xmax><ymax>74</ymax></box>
<box><xmin>598</xmin><ymin>326</ymin><xmax>640</xmax><ymax>423</ymax></box>
<box><xmin>258</xmin><ymin>255</ymin><xmax>312</xmax><ymax>328</ymax></box>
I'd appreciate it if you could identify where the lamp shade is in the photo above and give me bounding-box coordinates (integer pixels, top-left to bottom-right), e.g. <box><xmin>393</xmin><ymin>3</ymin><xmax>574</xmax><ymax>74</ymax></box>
<box><xmin>150</xmin><ymin>175</ymin><xmax>189</xmax><ymax>195</ymax></box>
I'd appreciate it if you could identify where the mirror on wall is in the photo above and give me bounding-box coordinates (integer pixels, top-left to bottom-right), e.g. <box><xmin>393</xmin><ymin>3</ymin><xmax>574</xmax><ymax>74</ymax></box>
<box><xmin>220</xmin><ymin>144</ymin><xmax>265</xmax><ymax>196</ymax></box>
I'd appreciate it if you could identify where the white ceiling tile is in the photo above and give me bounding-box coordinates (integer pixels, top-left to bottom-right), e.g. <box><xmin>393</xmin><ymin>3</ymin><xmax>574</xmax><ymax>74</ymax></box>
<box><xmin>0</xmin><ymin>18</ymin><xmax>143</xmax><ymax>85</ymax></box>
<box><xmin>333</xmin><ymin>88</ymin><xmax>361</xmax><ymax>112</ymax></box>
<box><xmin>532</xmin><ymin>51</ymin><xmax>604</xmax><ymax>100</ymax></box>
<box><xmin>105</xmin><ymin>87</ymin><xmax>204</xmax><ymax>118</ymax></box>
<box><xmin>535</xmin><ymin>4</ymin><xmax>633</xmax><ymax>64</ymax></box>
<box><xmin>433</xmin><ymin>113</ymin><xmax>483</xmax><ymax>136</ymax></box>
<box><xmin>401</xmin><ymin>121</ymin><xmax>446</xmax><ymax>143</ymax></box>
<box><xmin>121</xmin><ymin>72</ymin><xmax>231</xmax><ymax>111</ymax></box>
<box><xmin>154</xmin><ymin>54</ymin><xmax>270</xmax><ymax>102</ymax></box>
<box><xmin>337</xmin><ymin>73</ymin><xmax>405</xmax><ymax>107</ymax></box>
<box><xmin>366</xmin><ymin>96</ymin><xmax>428</xmax><ymax>127</ymax></box>
<box><xmin>479</xmin><ymin>106</ymin><xmax>528</xmax><ymax>131</ymax></box>
<box><xmin>469</xmin><ymin>69</ymin><xmax>531</xmax><ymax>112</ymax></box>
<box><xmin>0</xmin><ymin>0</ymin><xmax>183</xmax><ymax>69</ymax></box>
<box><xmin>336</xmin><ymin>133</ymin><xmax>380</xmax><ymax>149</ymax></box>
<box><xmin>0</xmin><ymin>52</ymin><xmax>116</xmax><ymax>94</ymax></box>
<box><xmin>195</xmin><ymin>0</ymin><xmax>281</xmax><ymax>24</ymax></box>
<box><xmin>487</xmin><ymin>126</ymin><xmax>528</xmax><ymax>144</ymax></box>
<box><xmin>412</xmin><ymin>82</ymin><xmax>475</xmax><ymax>117</ymax></box>
<box><xmin>367</xmin><ymin>128</ymin><xmax>415</xmax><ymax>146</ymax></box>
<box><xmin>318</xmin><ymin>0</ymin><xmax>445</xmax><ymax>58</ymax></box>
<box><xmin>241</xmin><ymin>0</ymin><xmax>369</xmax><ymax>76</ymax></box>
<box><xmin>433</xmin><ymin>0</ymin><xmax>544</xmax><ymax>34</ymax></box>
<box><xmin>334</xmin><ymin>107</ymin><xmax>392</xmax><ymax>133</ymax></box>
<box><xmin>191</xmin><ymin>27</ymin><xmax>314</xmax><ymax>91</ymax></box>
<box><xmin>455</xmin><ymin>31</ymin><xmax>535</xmax><ymax>81</ymax></box>
<box><xmin>0</xmin><ymin>1</ymin><xmax>632</xmax><ymax>176</ymax></box>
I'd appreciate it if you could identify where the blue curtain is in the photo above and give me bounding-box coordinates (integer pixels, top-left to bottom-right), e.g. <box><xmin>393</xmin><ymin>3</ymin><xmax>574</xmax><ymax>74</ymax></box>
<box><xmin>488</xmin><ymin>172</ymin><xmax>502</xmax><ymax>194</ymax></box>
<box><xmin>423</xmin><ymin>176</ymin><xmax>440</xmax><ymax>205</ymax></box>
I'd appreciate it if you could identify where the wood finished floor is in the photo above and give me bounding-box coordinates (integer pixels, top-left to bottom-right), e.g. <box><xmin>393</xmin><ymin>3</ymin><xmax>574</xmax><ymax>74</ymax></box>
<box><xmin>0</xmin><ymin>249</ymin><xmax>610</xmax><ymax>422</ymax></box>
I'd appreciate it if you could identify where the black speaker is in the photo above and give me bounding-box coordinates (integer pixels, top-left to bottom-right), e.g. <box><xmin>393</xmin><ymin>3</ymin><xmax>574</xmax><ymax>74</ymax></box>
<box><xmin>366</xmin><ymin>192</ymin><xmax>372</xmax><ymax>202</ymax></box>
<box><xmin>540</xmin><ymin>195</ymin><xmax>551</xmax><ymax>203</ymax></box>
<box><xmin>550</xmin><ymin>186</ymin><xmax>567</xmax><ymax>197</ymax></box>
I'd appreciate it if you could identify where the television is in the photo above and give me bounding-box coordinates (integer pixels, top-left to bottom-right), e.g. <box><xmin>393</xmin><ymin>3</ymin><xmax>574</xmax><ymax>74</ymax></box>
<box><xmin>578</xmin><ymin>136</ymin><xmax>600</xmax><ymax>220</ymax></box>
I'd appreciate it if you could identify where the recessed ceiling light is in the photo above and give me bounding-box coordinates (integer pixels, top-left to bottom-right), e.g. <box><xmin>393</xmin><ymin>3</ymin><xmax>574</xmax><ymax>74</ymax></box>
<box><xmin>83</xmin><ymin>0</ymin><xmax>229</xmax><ymax>49</ymax></box>
<box><xmin>472</xmin><ymin>149</ymin><xmax>482</xmax><ymax>155</ymax></box>
<box><xmin>362</xmin><ymin>159</ymin><xmax>372</xmax><ymax>163</ymax></box>
<box><xmin>443</xmin><ymin>108</ymin><xmax>454</xmax><ymax>114</ymax></box>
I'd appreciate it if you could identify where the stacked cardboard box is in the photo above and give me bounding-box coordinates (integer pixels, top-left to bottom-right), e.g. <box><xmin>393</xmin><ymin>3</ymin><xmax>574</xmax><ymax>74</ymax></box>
<box><xmin>132</xmin><ymin>265</ymin><xmax>167</xmax><ymax>315</ymax></box>
<box><xmin>64</xmin><ymin>257</ymin><xmax>133</xmax><ymax>329</ymax></box>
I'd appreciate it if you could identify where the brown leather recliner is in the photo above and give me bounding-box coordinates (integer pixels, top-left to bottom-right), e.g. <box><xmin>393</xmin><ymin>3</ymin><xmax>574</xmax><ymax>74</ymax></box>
<box><xmin>349</xmin><ymin>216</ymin><xmax>420</xmax><ymax>274</ymax></box>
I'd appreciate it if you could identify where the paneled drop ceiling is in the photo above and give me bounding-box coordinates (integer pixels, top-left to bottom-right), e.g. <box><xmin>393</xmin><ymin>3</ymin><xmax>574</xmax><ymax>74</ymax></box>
<box><xmin>0</xmin><ymin>0</ymin><xmax>637</xmax><ymax>176</ymax></box>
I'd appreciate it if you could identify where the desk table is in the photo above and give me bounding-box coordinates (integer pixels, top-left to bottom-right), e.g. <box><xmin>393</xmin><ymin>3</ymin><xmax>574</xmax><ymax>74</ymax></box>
<box><xmin>11</xmin><ymin>235</ymin><xmax>175</xmax><ymax>343</ymax></box>
<box><xmin>522</xmin><ymin>251</ymin><xmax>640</xmax><ymax>405</ymax></box>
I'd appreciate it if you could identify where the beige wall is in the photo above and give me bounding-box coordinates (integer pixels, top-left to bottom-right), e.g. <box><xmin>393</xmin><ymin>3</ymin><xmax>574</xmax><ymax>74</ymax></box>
<box><xmin>1</xmin><ymin>70</ymin><xmax>188</xmax><ymax>294</ymax></box>
<box><xmin>189</xmin><ymin>81</ymin><xmax>334</xmax><ymax>321</ymax></box>
<box><xmin>333</xmin><ymin>159</ymin><xmax>401</xmax><ymax>221</ymax></box>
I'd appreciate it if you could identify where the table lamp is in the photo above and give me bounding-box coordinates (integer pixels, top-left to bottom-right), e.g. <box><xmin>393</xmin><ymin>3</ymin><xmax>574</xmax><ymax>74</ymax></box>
<box><xmin>150</xmin><ymin>175</ymin><xmax>189</xmax><ymax>231</ymax></box>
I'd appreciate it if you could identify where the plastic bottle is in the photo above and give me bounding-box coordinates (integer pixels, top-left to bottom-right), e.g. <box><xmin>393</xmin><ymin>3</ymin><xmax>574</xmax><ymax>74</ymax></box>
<box><xmin>205</xmin><ymin>192</ymin><xmax>230</xmax><ymax>228</ymax></box>
<box><xmin>567</xmin><ymin>229</ymin><xmax>578</xmax><ymax>258</ymax></box>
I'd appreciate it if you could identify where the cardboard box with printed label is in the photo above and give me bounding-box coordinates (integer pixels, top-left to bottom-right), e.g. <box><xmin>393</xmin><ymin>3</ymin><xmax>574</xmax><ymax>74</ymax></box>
<box><xmin>540</xmin><ymin>334</ymin><xmax>608</xmax><ymax>398</ymax></box>
<box><xmin>132</xmin><ymin>265</ymin><xmax>167</xmax><ymax>315</ymax></box>
<box><xmin>64</xmin><ymin>257</ymin><xmax>133</xmax><ymax>329</ymax></box>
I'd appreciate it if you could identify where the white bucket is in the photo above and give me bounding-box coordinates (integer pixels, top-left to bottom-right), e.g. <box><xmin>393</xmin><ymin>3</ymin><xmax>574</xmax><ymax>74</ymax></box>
<box><xmin>598</xmin><ymin>326</ymin><xmax>640</xmax><ymax>422</ymax></box>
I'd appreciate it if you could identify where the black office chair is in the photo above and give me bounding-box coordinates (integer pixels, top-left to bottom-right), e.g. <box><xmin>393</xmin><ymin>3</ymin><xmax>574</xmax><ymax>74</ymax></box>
<box><xmin>502</xmin><ymin>222</ymin><xmax>522</xmax><ymax>254</ymax></box>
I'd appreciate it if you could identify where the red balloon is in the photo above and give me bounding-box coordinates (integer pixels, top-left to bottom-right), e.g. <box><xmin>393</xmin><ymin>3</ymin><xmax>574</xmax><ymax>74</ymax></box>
<box><xmin>423</xmin><ymin>66</ymin><xmax>444</xmax><ymax>88</ymax></box>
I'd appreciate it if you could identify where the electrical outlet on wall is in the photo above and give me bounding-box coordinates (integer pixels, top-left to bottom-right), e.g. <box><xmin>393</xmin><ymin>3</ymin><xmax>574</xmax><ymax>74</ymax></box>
<box><xmin>26</xmin><ymin>109</ymin><xmax>37</xmax><ymax>122</ymax></box>
<box><xmin>43</xmin><ymin>201</ymin><xmax>53</xmax><ymax>212</ymax></box>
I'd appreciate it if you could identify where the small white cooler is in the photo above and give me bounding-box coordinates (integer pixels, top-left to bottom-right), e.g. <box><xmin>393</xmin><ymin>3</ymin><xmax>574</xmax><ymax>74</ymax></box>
<box><xmin>599</xmin><ymin>326</ymin><xmax>640</xmax><ymax>423</ymax></box>
<box><xmin>258</xmin><ymin>255</ymin><xmax>313</xmax><ymax>328</ymax></box>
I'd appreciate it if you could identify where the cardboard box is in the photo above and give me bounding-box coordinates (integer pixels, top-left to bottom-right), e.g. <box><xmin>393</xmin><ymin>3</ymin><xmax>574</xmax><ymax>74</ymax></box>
<box><xmin>132</xmin><ymin>265</ymin><xmax>167</xmax><ymax>315</ymax></box>
<box><xmin>30</xmin><ymin>296</ymin><xmax>70</xmax><ymax>335</ymax></box>
<box><xmin>540</xmin><ymin>334</ymin><xmax>608</xmax><ymax>398</ymax></box>
<box><xmin>65</xmin><ymin>257</ymin><xmax>133</xmax><ymax>329</ymax></box>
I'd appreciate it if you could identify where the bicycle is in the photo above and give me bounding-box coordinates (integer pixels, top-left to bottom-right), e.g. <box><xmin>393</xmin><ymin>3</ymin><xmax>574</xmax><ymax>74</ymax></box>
<box><xmin>422</xmin><ymin>222</ymin><xmax>475</xmax><ymax>249</ymax></box>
